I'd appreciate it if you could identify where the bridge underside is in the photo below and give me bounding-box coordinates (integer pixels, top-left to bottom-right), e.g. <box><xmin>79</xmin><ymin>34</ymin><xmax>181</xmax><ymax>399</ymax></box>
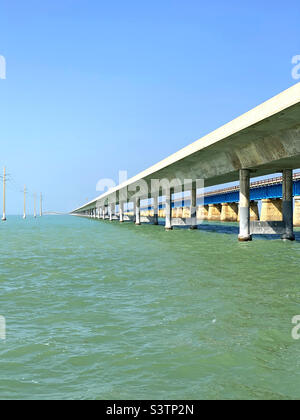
<box><xmin>141</xmin><ymin>120</ymin><xmax>300</xmax><ymax>192</ymax></box>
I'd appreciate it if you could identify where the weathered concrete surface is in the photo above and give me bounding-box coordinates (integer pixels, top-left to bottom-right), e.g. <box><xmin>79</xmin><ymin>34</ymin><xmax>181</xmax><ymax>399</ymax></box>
<box><xmin>172</xmin><ymin>218</ymin><xmax>192</xmax><ymax>227</ymax></box>
<box><xmin>250</xmin><ymin>221</ymin><xmax>286</xmax><ymax>235</ymax></box>
<box><xmin>282</xmin><ymin>169</ymin><xmax>295</xmax><ymax>240</ymax></box>
<box><xmin>197</xmin><ymin>205</ymin><xmax>209</xmax><ymax>220</ymax></box>
<box><xmin>238</xmin><ymin>169</ymin><xmax>252</xmax><ymax>242</ymax></box>
<box><xmin>140</xmin><ymin>216</ymin><xmax>155</xmax><ymax>223</ymax></box>
<box><xmin>260</xmin><ymin>199</ymin><xmax>282</xmax><ymax>222</ymax></box>
<box><xmin>237</xmin><ymin>201</ymin><xmax>259</xmax><ymax>222</ymax></box>
<box><xmin>183</xmin><ymin>207</ymin><xmax>191</xmax><ymax>218</ymax></box>
<box><xmin>208</xmin><ymin>204</ymin><xmax>222</xmax><ymax>221</ymax></box>
<box><xmin>250</xmin><ymin>202</ymin><xmax>260</xmax><ymax>221</ymax></box>
<box><xmin>294</xmin><ymin>197</ymin><xmax>300</xmax><ymax>226</ymax></box>
<box><xmin>176</xmin><ymin>207</ymin><xmax>183</xmax><ymax>218</ymax></box>
<box><xmin>221</xmin><ymin>203</ymin><xmax>238</xmax><ymax>222</ymax></box>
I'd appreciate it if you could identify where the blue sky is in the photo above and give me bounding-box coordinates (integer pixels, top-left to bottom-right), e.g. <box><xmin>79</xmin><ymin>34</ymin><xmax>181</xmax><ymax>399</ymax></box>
<box><xmin>0</xmin><ymin>0</ymin><xmax>299</xmax><ymax>214</ymax></box>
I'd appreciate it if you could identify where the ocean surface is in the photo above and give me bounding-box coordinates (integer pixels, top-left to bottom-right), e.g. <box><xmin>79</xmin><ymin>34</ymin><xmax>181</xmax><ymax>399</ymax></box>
<box><xmin>1</xmin><ymin>215</ymin><xmax>300</xmax><ymax>400</ymax></box>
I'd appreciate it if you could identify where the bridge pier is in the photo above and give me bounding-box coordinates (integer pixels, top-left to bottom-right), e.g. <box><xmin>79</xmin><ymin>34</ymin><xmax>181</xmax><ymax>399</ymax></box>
<box><xmin>176</xmin><ymin>207</ymin><xmax>183</xmax><ymax>218</ymax></box>
<box><xmin>260</xmin><ymin>199</ymin><xmax>282</xmax><ymax>222</ymax></box>
<box><xmin>220</xmin><ymin>202</ymin><xmax>238</xmax><ymax>222</ymax></box>
<box><xmin>197</xmin><ymin>205</ymin><xmax>209</xmax><ymax>221</ymax></box>
<box><xmin>294</xmin><ymin>196</ymin><xmax>300</xmax><ymax>227</ymax></box>
<box><xmin>238</xmin><ymin>169</ymin><xmax>252</xmax><ymax>242</ymax></box>
<box><xmin>250</xmin><ymin>201</ymin><xmax>259</xmax><ymax>221</ymax></box>
<box><xmin>153</xmin><ymin>195</ymin><xmax>159</xmax><ymax>225</ymax></box>
<box><xmin>119</xmin><ymin>202</ymin><xmax>124</xmax><ymax>223</ymax></box>
<box><xmin>135</xmin><ymin>198</ymin><xmax>141</xmax><ymax>225</ymax></box>
<box><xmin>165</xmin><ymin>188</ymin><xmax>173</xmax><ymax>230</ymax></box>
<box><xmin>208</xmin><ymin>204</ymin><xmax>222</xmax><ymax>221</ymax></box>
<box><xmin>282</xmin><ymin>169</ymin><xmax>295</xmax><ymax>241</ymax></box>
<box><xmin>110</xmin><ymin>203</ymin><xmax>115</xmax><ymax>221</ymax></box>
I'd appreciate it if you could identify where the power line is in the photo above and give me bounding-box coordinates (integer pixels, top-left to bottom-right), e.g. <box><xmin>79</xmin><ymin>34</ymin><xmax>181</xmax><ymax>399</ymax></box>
<box><xmin>1</xmin><ymin>166</ymin><xmax>44</xmax><ymax>218</ymax></box>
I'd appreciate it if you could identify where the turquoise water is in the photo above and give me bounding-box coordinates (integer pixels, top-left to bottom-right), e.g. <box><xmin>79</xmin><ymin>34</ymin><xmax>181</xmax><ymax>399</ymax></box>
<box><xmin>1</xmin><ymin>216</ymin><xmax>300</xmax><ymax>400</ymax></box>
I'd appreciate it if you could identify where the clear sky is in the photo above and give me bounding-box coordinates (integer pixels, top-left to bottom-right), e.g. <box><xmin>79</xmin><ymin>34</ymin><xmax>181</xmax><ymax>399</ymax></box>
<box><xmin>0</xmin><ymin>0</ymin><xmax>299</xmax><ymax>214</ymax></box>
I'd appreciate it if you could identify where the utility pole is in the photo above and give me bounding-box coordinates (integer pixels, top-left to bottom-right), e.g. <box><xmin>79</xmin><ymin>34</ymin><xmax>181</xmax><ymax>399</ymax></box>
<box><xmin>34</xmin><ymin>193</ymin><xmax>37</xmax><ymax>218</ymax></box>
<box><xmin>23</xmin><ymin>185</ymin><xmax>26</xmax><ymax>219</ymax></box>
<box><xmin>40</xmin><ymin>193</ymin><xmax>42</xmax><ymax>217</ymax></box>
<box><xmin>2</xmin><ymin>167</ymin><xmax>6</xmax><ymax>221</ymax></box>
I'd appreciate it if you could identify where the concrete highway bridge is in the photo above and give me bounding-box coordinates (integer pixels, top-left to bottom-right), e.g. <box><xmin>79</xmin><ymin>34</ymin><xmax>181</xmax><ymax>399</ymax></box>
<box><xmin>72</xmin><ymin>83</ymin><xmax>300</xmax><ymax>241</ymax></box>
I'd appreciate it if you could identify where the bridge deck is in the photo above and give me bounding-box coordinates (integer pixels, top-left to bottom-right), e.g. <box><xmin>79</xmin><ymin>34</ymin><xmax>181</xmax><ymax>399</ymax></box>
<box><xmin>72</xmin><ymin>83</ymin><xmax>300</xmax><ymax>213</ymax></box>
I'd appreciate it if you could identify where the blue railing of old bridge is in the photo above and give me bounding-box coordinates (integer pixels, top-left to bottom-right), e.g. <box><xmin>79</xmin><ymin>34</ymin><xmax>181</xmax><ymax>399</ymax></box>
<box><xmin>152</xmin><ymin>179</ymin><xmax>300</xmax><ymax>210</ymax></box>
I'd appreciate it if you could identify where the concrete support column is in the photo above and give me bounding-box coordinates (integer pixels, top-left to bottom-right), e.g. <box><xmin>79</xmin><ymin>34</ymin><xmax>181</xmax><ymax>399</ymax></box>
<box><xmin>197</xmin><ymin>205</ymin><xmax>209</xmax><ymax>221</ymax></box>
<box><xmin>220</xmin><ymin>203</ymin><xmax>229</xmax><ymax>222</ymax></box>
<box><xmin>132</xmin><ymin>201</ymin><xmax>136</xmax><ymax>223</ymax></box>
<box><xmin>294</xmin><ymin>196</ymin><xmax>300</xmax><ymax>227</ymax></box>
<box><xmin>183</xmin><ymin>207</ymin><xmax>191</xmax><ymax>218</ymax></box>
<box><xmin>238</xmin><ymin>169</ymin><xmax>252</xmax><ymax>242</ymax></box>
<box><xmin>165</xmin><ymin>188</ymin><xmax>173</xmax><ymax>231</ymax></box>
<box><xmin>221</xmin><ymin>203</ymin><xmax>238</xmax><ymax>222</ymax></box>
<box><xmin>282</xmin><ymin>169</ymin><xmax>295</xmax><ymax>241</ymax></box>
<box><xmin>153</xmin><ymin>195</ymin><xmax>159</xmax><ymax>225</ymax></box>
<box><xmin>208</xmin><ymin>204</ymin><xmax>222</xmax><ymax>221</ymax></box>
<box><xmin>135</xmin><ymin>198</ymin><xmax>141</xmax><ymax>225</ymax></box>
<box><xmin>222</xmin><ymin>203</ymin><xmax>238</xmax><ymax>222</ymax></box>
<box><xmin>190</xmin><ymin>182</ymin><xmax>198</xmax><ymax>229</ymax></box>
<box><xmin>119</xmin><ymin>202</ymin><xmax>124</xmax><ymax>223</ymax></box>
<box><xmin>177</xmin><ymin>207</ymin><xmax>183</xmax><ymax>218</ymax></box>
